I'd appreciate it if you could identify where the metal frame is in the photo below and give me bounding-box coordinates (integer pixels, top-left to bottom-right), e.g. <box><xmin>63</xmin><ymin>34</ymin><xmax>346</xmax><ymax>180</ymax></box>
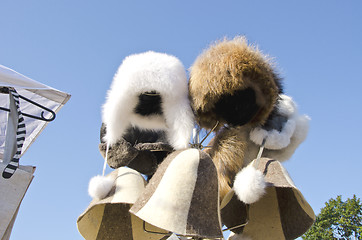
<box><xmin>0</xmin><ymin>87</ymin><xmax>56</xmax><ymax>122</ymax></box>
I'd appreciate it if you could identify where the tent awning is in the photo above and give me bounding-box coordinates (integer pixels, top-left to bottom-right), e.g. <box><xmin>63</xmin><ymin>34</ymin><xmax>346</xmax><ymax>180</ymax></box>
<box><xmin>0</xmin><ymin>64</ymin><xmax>71</xmax><ymax>160</ymax></box>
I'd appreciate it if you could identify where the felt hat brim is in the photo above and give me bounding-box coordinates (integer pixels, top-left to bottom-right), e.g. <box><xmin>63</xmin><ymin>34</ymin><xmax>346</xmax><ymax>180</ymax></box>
<box><xmin>221</xmin><ymin>158</ymin><xmax>315</xmax><ymax>240</ymax></box>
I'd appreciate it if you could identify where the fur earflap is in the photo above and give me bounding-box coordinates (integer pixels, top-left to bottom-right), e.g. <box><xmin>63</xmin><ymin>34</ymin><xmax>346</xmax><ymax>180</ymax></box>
<box><xmin>102</xmin><ymin>51</ymin><xmax>194</xmax><ymax>149</ymax></box>
<box><xmin>233</xmin><ymin>162</ymin><xmax>266</xmax><ymax>204</ymax></box>
<box><xmin>88</xmin><ymin>175</ymin><xmax>114</xmax><ymax>200</ymax></box>
<box><xmin>276</xmin><ymin>94</ymin><xmax>297</xmax><ymax>116</ymax></box>
<box><xmin>189</xmin><ymin>36</ymin><xmax>282</xmax><ymax>129</ymax></box>
<box><xmin>205</xmin><ymin>126</ymin><xmax>251</xmax><ymax>200</ymax></box>
<box><xmin>250</xmin><ymin>94</ymin><xmax>310</xmax><ymax>150</ymax></box>
<box><xmin>263</xmin><ymin>113</ymin><xmax>310</xmax><ymax>161</ymax></box>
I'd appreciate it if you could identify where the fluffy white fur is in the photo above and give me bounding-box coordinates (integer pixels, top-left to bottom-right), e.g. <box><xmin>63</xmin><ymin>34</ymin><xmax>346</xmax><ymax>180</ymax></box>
<box><xmin>88</xmin><ymin>175</ymin><xmax>114</xmax><ymax>200</ymax></box>
<box><xmin>102</xmin><ymin>51</ymin><xmax>194</xmax><ymax>150</ymax></box>
<box><xmin>233</xmin><ymin>163</ymin><xmax>266</xmax><ymax>204</ymax></box>
<box><xmin>250</xmin><ymin>94</ymin><xmax>310</xmax><ymax>150</ymax></box>
<box><xmin>276</xmin><ymin>94</ymin><xmax>296</xmax><ymax>117</ymax></box>
<box><xmin>250</xmin><ymin>117</ymin><xmax>296</xmax><ymax>150</ymax></box>
<box><xmin>267</xmin><ymin>113</ymin><xmax>310</xmax><ymax>161</ymax></box>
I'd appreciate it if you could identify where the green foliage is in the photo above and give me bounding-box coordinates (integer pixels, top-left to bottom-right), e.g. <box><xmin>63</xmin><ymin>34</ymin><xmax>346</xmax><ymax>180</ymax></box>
<box><xmin>302</xmin><ymin>195</ymin><xmax>362</xmax><ymax>240</ymax></box>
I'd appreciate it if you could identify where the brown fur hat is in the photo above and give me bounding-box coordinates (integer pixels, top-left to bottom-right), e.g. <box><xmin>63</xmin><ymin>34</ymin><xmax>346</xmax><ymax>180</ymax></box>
<box><xmin>189</xmin><ymin>36</ymin><xmax>282</xmax><ymax>129</ymax></box>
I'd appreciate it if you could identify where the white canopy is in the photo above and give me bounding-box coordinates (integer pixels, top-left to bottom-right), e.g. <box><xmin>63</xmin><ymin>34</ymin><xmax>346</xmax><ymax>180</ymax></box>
<box><xmin>0</xmin><ymin>64</ymin><xmax>71</xmax><ymax>160</ymax></box>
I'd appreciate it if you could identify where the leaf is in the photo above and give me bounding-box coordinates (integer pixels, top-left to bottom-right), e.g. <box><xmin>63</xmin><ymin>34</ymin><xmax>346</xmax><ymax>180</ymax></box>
<box><xmin>302</xmin><ymin>195</ymin><xmax>362</xmax><ymax>240</ymax></box>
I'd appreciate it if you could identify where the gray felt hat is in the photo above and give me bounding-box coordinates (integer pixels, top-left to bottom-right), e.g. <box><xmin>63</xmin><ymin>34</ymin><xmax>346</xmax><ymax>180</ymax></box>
<box><xmin>77</xmin><ymin>167</ymin><xmax>168</xmax><ymax>240</ymax></box>
<box><xmin>130</xmin><ymin>149</ymin><xmax>223</xmax><ymax>239</ymax></box>
<box><xmin>221</xmin><ymin>158</ymin><xmax>315</xmax><ymax>240</ymax></box>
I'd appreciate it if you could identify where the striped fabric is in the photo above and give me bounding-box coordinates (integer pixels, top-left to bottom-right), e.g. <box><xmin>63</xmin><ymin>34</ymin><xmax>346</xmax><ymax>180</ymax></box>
<box><xmin>2</xmin><ymin>88</ymin><xmax>26</xmax><ymax>179</ymax></box>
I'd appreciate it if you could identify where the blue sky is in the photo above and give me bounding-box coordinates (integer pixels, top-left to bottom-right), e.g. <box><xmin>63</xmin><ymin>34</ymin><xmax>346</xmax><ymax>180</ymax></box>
<box><xmin>1</xmin><ymin>1</ymin><xmax>362</xmax><ymax>239</ymax></box>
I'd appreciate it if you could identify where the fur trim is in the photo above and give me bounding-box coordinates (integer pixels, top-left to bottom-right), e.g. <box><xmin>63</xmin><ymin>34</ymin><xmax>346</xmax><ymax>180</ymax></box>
<box><xmin>233</xmin><ymin>162</ymin><xmax>266</xmax><ymax>204</ymax></box>
<box><xmin>189</xmin><ymin>36</ymin><xmax>281</xmax><ymax>129</ymax></box>
<box><xmin>88</xmin><ymin>175</ymin><xmax>114</xmax><ymax>200</ymax></box>
<box><xmin>250</xmin><ymin>118</ymin><xmax>296</xmax><ymax>149</ymax></box>
<box><xmin>263</xmin><ymin>113</ymin><xmax>310</xmax><ymax>161</ymax></box>
<box><xmin>292</xmin><ymin>114</ymin><xmax>310</xmax><ymax>147</ymax></box>
<box><xmin>276</xmin><ymin>94</ymin><xmax>296</xmax><ymax>117</ymax></box>
<box><xmin>250</xmin><ymin>94</ymin><xmax>309</xmax><ymax>150</ymax></box>
<box><xmin>102</xmin><ymin>51</ymin><xmax>194</xmax><ymax>149</ymax></box>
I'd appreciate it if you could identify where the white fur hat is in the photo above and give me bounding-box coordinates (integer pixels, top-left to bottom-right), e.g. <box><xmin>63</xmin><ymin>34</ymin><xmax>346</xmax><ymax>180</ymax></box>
<box><xmin>102</xmin><ymin>51</ymin><xmax>194</xmax><ymax>150</ymax></box>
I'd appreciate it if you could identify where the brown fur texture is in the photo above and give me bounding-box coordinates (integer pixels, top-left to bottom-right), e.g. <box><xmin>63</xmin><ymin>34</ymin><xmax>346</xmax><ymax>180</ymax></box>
<box><xmin>205</xmin><ymin>125</ymin><xmax>259</xmax><ymax>200</ymax></box>
<box><xmin>190</xmin><ymin>36</ymin><xmax>283</xmax><ymax>201</ymax></box>
<box><xmin>189</xmin><ymin>36</ymin><xmax>281</xmax><ymax>129</ymax></box>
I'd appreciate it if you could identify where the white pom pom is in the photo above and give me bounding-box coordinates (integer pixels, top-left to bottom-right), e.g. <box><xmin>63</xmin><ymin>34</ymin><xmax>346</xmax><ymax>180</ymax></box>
<box><xmin>88</xmin><ymin>175</ymin><xmax>114</xmax><ymax>200</ymax></box>
<box><xmin>233</xmin><ymin>164</ymin><xmax>266</xmax><ymax>204</ymax></box>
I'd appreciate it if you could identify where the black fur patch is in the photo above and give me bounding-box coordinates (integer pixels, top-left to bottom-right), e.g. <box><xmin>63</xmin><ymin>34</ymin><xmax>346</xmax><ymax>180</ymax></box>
<box><xmin>134</xmin><ymin>91</ymin><xmax>163</xmax><ymax>116</ymax></box>
<box><xmin>213</xmin><ymin>88</ymin><xmax>260</xmax><ymax>126</ymax></box>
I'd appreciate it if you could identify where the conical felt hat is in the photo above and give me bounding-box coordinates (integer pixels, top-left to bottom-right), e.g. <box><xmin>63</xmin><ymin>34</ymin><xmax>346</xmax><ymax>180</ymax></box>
<box><xmin>77</xmin><ymin>167</ymin><xmax>167</xmax><ymax>240</ymax></box>
<box><xmin>221</xmin><ymin>158</ymin><xmax>315</xmax><ymax>240</ymax></box>
<box><xmin>130</xmin><ymin>149</ymin><xmax>223</xmax><ymax>239</ymax></box>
